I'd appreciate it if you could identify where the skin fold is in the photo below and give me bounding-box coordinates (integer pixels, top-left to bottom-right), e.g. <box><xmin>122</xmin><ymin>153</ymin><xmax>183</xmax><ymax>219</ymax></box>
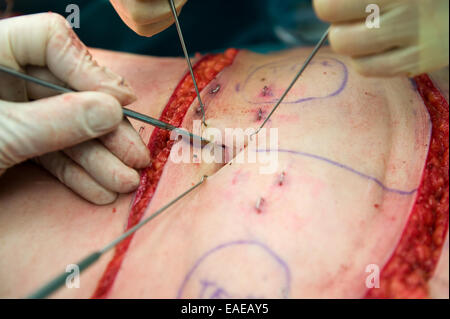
<box><xmin>0</xmin><ymin>47</ymin><xmax>446</xmax><ymax>298</ymax></box>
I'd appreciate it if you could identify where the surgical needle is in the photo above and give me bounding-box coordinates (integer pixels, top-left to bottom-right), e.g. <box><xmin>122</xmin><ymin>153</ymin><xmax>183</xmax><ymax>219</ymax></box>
<box><xmin>168</xmin><ymin>0</ymin><xmax>207</xmax><ymax>126</ymax></box>
<box><xmin>26</xmin><ymin>175</ymin><xmax>208</xmax><ymax>299</ymax></box>
<box><xmin>254</xmin><ymin>27</ymin><xmax>330</xmax><ymax>134</ymax></box>
<box><xmin>0</xmin><ymin>64</ymin><xmax>210</xmax><ymax>145</ymax></box>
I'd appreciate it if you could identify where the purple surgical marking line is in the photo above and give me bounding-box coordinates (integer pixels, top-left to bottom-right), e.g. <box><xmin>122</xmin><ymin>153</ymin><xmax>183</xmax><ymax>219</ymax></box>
<box><xmin>176</xmin><ymin>240</ymin><xmax>291</xmax><ymax>299</ymax></box>
<box><xmin>241</xmin><ymin>57</ymin><xmax>348</xmax><ymax>105</ymax></box>
<box><xmin>210</xmin><ymin>287</ymin><xmax>230</xmax><ymax>299</ymax></box>
<box><xmin>199</xmin><ymin>280</ymin><xmax>225</xmax><ymax>299</ymax></box>
<box><xmin>254</xmin><ymin>149</ymin><xmax>418</xmax><ymax>196</ymax></box>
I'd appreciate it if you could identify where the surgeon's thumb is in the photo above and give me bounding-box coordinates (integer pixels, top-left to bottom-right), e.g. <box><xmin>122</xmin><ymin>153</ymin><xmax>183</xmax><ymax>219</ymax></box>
<box><xmin>0</xmin><ymin>91</ymin><xmax>123</xmax><ymax>173</ymax></box>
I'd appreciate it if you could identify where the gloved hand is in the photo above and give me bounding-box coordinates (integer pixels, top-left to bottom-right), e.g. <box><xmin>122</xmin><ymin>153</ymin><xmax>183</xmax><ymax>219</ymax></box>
<box><xmin>313</xmin><ymin>0</ymin><xmax>449</xmax><ymax>77</ymax></box>
<box><xmin>110</xmin><ymin>0</ymin><xmax>188</xmax><ymax>36</ymax></box>
<box><xmin>0</xmin><ymin>13</ymin><xmax>151</xmax><ymax>205</ymax></box>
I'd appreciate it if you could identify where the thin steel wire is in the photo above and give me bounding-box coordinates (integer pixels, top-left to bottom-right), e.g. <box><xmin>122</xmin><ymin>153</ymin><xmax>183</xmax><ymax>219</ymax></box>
<box><xmin>26</xmin><ymin>175</ymin><xmax>208</xmax><ymax>299</ymax></box>
<box><xmin>255</xmin><ymin>28</ymin><xmax>330</xmax><ymax>134</ymax></box>
<box><xmin>168</xmin><ymin>0</ymin><xmax>207</xmax><ymax>126</ymax></box>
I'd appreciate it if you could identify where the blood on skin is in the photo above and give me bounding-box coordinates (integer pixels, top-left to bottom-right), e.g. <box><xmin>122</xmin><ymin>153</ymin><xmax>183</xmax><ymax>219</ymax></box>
<box><xmin>91</xmin><ymin>49</ymin><xmax>238</xmax><ymax>299</ymax></box>
<box><xmin>231</xmin><ymin>169</ymin><xmax>250</xmax><ymax>185</ymax></box>
<box><xmin>365</xmin><ymin>75</ymin><xmax>449</xmax><ymax>299</ymax></box>
<box><xmin>66</xmin><ymin>27</ymin><xmax>87</xmax><ymax>52</ymax></box>
<box><xmin>278</xmin><ymin>171</ymin><xmax>286</xmax><ymax>186</ymax></box>
<box><xmin>260</xmin><ymin>85</ymin><xmax>274</xmax><ymax>97</ymax></box>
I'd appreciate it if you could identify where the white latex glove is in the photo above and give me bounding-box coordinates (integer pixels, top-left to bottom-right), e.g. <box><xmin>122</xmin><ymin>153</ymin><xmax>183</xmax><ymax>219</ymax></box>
<box><xmin>110</xmin><ymin>0</ymin><xmax>188</xmax><ymax>36</ymax></box>
<box><xmin>0</xmin><ymin>13</ymin><xmax>151</xmax><ymax>205</ymax></box>
<box><xmin>313</xmin><ymin>0</ymin><xmax>449</xmax><ymax>77</ymax></box>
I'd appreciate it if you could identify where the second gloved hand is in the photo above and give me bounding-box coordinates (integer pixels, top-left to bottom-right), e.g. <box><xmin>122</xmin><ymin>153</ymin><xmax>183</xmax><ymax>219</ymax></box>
<box><xmin>110</xmin><ymin>0</ymin><xmax>188</xmax><ymax>36</ymax></box>
<box><xmin>0</xmin><ymin>13</ymin><xmax>151</xmax><ymax>205</ymax></box>
<box><xmin>314</xmin><ymin>0</ymin><xmax>449</xmax><ymax>77</ymax></box>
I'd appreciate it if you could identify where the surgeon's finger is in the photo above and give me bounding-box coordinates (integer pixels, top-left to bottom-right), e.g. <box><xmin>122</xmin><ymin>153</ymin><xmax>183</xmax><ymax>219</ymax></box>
<box><xmin>330</xmin><ymin>21</ymin><xmax>415</xmax><ymax>58</ymax></box>
<box><xmin>99</xmin><ymin>118</ymin><xmax>151</xmax><ymax>169</ymax></box>
<box><xmin>0</xmin><ymin>91</ymin><xmax>122</xmax><ymax>171</ymax></box>
<box><xmin>329</xmin><ymin>3</ymin><xmax>418</xmax><ymax>57</ymax></box>
<box><xmin>63</xmin><ymin>140</ymin><xmax>140</xmax><ymax>194</ymax></box>
<box><xmin>36</xmin><ymin>151</ymin><xmax>118</xmax><ymax>205</ymax></box>
<box><xmin>1</xmin><ymin>13</ymin><xmax>136</xmax><ymax>105</ymax></box>
<box><xmin>314</xmin><ymin>0</ymin><xmax>394</xmax><ymax>23</ymax></box>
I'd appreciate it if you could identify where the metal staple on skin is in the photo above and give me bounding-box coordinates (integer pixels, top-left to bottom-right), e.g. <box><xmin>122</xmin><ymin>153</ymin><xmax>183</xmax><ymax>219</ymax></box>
<box><xmin>210</xmin><ymin>84</ymin><xmax>221</xmax><ymax>94</ymax></box>
<box><xmin>255</xmin><ymin>196</ymin><xmax>264</xmax><ymax>213</ymax></box>
<box><xmin>279</xmin><ymin>171</ymin><xmax>285</xmax><ymax>186</ymax></box>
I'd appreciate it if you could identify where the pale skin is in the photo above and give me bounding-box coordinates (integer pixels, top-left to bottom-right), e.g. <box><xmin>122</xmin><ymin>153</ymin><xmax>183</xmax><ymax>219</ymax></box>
<box><xmin>0</xmin><ymin>47</ymin><xmax>447</xmax><ymax>298</ymax></box>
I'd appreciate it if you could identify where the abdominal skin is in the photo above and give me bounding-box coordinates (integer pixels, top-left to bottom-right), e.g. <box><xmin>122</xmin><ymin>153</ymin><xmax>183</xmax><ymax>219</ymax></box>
<box><xmin>91</xmin><ymin>50</ymin><xmax>447</xmax><ymax>298</ymax></box>
<box><xmin>365</xmin><ymin>75</ymin><xmax>449</xmax><ymax>298</ymax></box>
<box><xmin>91</xmin><ymin>49</ymin><xmax>238</xmax><ymax>298</ymax></box>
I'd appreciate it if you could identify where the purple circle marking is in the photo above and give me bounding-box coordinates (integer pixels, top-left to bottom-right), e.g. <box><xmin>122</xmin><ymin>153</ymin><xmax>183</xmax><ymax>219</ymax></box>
<box><xmin>240</xmin><ymin>56</ymin><xmax>348</xmax><ymax>105</ymax></box>
<box><xmin>176</xmin><ymin>240</ymin><xmax>291</xmax><ymax>299</ymax></box>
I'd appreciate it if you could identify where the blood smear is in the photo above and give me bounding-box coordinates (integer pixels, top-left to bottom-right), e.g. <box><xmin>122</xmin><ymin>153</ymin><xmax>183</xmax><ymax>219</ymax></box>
<box><xmin>365</xmin><ymin>75</ymin><xmax>449</xmax><ymax>299</ymax></box>
<box><xmin>91</xmin><ymin>49</ymin><xmax>238</xmax><ymax>299</ymax></box>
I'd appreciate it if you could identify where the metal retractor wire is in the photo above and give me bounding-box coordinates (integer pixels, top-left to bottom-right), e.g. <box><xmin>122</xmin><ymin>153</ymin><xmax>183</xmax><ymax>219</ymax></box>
<box><xmin>168</xmin><ymin>0</ymin><xmax>208</xmax><ymax>126</ymax></box>
<box><xmin>0</xmin><ymin>64</ymin><xmax>210</xmax><ymax>145</ymax></box>
<box><xmin>26</xmin><ymin>175</ymin><xmax>208</xmax><ymax>299</ymax></box>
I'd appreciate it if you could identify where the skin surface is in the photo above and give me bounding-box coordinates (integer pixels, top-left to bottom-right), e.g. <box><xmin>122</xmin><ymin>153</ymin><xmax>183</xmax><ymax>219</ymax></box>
<box><xmin>0</xmin><ymin>47</ymin><xmax>445</xmax><ymax>298</ymax></box>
